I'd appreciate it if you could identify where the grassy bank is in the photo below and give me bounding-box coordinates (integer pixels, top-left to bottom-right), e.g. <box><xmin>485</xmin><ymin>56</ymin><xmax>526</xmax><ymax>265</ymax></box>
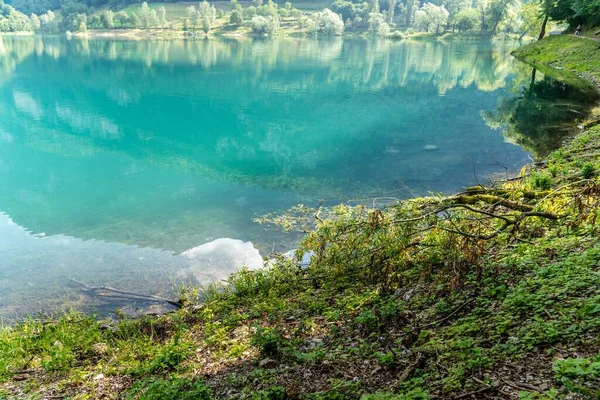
<box><xmin>2</xmin><ymin>37</ymin><xmax>600</xmax><ymax>400</ymax></box>
<box><xmin>512</xmin><ymin>34</ymin><xmax>600</xmax><ymax>88</ymax></box>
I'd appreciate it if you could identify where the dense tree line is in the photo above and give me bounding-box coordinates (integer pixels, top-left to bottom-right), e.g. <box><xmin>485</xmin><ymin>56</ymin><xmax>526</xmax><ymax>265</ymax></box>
<box><xmin>0</xmin><ymin>0</ymin><xmax>31</xmax><ymax>31</ymax></box>
<box><xmin>1</xmin><ymin>0</ymin><xmax>598</xmax><ymax>36</ymax></box>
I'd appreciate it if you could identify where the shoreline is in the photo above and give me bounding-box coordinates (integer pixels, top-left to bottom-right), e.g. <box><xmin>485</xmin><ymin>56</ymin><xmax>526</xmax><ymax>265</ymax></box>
<box><xmin>2</xmin><ymin>28</ymin><xmax>534</xmax><ymax>41</ymax></box>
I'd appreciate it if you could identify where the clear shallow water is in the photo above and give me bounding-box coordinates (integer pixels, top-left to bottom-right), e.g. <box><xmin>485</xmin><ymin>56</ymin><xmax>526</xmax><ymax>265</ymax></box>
<box><xmin>0</xmin><ymin>36</ymin><xmax>593</xmax><ymax>320</ymax></box>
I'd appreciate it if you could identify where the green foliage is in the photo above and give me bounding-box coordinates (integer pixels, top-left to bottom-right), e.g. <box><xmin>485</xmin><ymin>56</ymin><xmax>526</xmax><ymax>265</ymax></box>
<box><xmin>581</xmin><ymin>163</ymin><xmax>596</xmax><ymax>179</ymax></box>
<box><xmin>530</xmin><ymin>172</ymin><xmax>553</xmax><ymax>190</ymax></box>
<box><xmin>361</xmin><ymin>390</ymin><xmax>429</xmax><ymax>399</ymax></box>
<box><xmin>126</xmin><ymin>376</ymin><xmax>212</xmax><ymax>400</ymax></box>
<box><xmin>376</xmin><ymin>351</ymin><xmax>397</xmax><ymax>369</ymax></box>
<box><xmin>0</xmin><ymin>2</ymin><xmax>31</xmax><ymax>32</ymax></box>
<box><xmin>249</xmin><ymin>386</ymin><xmax>286</xmax><ymax>399</ymax></box>
<box><xmin>388</xmin><ymin>30</ymin><xmax>405</xmax><ymax>40</ymax></box>
<box><xmin>251</xmin><ymin>326</ymin><xmax>281</xmax><ymax>356</ymax></box>
<box><xmin>230</xmin><ymin>9</ymin><xmax>243</xmax><ymax>26</ymax></box>
<box><xmin>142</xmin><ymin>344</ymin><xmax>190</xmax><ymax>374</ymax></box>
<box><xmin>553</xmin><ymin>356</ymin><xmax>600</xmax><ymax>397</ymax></box>
<box><xmin>249</xmin><ymin>15</ymin><xmax>279</xmax><ymax>35</ymax></box>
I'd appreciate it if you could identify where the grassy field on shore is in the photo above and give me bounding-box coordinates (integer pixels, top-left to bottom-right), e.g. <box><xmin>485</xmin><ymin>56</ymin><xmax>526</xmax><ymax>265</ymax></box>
<box><xmin>2</xmin><ymin>36</ymin><xmax>600</xmax><ymax>399</ymax></box>
<box><xmin>513</xmin><ymin>34</ymin><xmax>600</xmax><ymax>86</ymax></box>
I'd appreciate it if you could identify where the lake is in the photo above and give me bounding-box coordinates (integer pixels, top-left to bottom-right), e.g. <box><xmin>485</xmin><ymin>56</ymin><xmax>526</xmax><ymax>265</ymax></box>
<box><xmin>0</xmin><ymin>36</ymin><xmax>595</xmax><ymax>321</ymax></box>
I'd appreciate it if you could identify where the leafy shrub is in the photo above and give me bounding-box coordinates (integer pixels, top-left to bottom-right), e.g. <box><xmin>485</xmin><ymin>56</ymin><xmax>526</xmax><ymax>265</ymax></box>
<box><xmin>249</xmin><ymin>386</ymin><xmax>286</xmax><ymax>399</ymax></box>
<box><xmin>368</xmin><ymin>12</ymin><xmax>390</xmax><ymax>36</ymax></box>
<box><xmin>306</xmin><ymin>8</ymin><xmax>344</xmax><ymax>36</ymax></box>
<box><xmin>553</xmin><ymin>356</ymin><xmax>600</xmax><ymax>397</ymax></box>
<box><xmin>388</xmin><ymin>30</ymin><xmax>405</xmax><ymax>40</ymax></box>
<box><xmin>581</xmin><ymin>163</ymin><xmax>596</xmax><ymax>179</ymax></box>
<box><xmin>230</xmin><ymin>9</ymin><xmax>243</xmax><ymax>26</ymax></box>
<box><xmin>251</xmin><ymin>326</ymin><xmax>281</xmax><ymax>356</ymax></box>
<box><xmin>249</xmin><ymin>15</ymin><xmax>279</xmax><ymax>35</ymax></box>
<box><xmin>244</xmin><ymin>5</ymin><xmax>257</xmax><ymax>18</ymax></box>
<box><xmin>531</xmin><ymin>172</ymin><xmax>553</xmax><ymax>190</ymax></box>
<box><xmin>376</xmin><ymin>351</ymin><xmax>397</xmax><ymax>369</ymax></box>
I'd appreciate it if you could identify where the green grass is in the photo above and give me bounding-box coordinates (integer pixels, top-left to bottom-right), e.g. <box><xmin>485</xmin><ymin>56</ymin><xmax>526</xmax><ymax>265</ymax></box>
<box><xmin>513</xmin><ymin>34</ymin><xmax>600</xmax><ymax>86</ymax></box>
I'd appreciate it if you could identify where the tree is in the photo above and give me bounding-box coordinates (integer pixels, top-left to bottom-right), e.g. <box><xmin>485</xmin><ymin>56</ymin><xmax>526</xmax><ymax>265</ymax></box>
<box><xmin>415</xmin><ymin>3</ymin><xmax>448</xmax><ymax>34</ymax></box>
<box><xmin>513</xmin><ymin>2</ymin><xmax>542</xmax><ymax>39</ymax></box>
<box><xmin>39</xmin><ymin>10</ymin><xmax>58</xmax><ymax>33</ymax></box>
<box><xmin>399</xmin><ymin>0</ymin><xmax>418</xmax><ymax>26</ymax></box>
<box><xmin>455</xmin><ymin>7</ymin><xmax>478</xmax><ymax>32</ymax></box>
<box><xmin>88</xmin><ymin>14</ymin><xmax>102</xmax><ymax>29</ymax></box>
<box><xmin>157</xmin><ymin>6</ymin><xmax>167</xmax><ymax>29</ymax></box>
<box><xmin>29</xmin><ymin>12</ymin><xmax>39</xmax><ymax>30</ymax></box>
<box><xmin>249</xmin><ymin>15</ymin><xmax>278</xmax><ymax>35</ymax></box>
<box><xmin>0</xmin><ymin>3</ymin><xmax>32</xmax><ymax>32</ymax></box>
<box><xmin>387</xmin><ymin>0</ymin><xmax>396</xmax><ymax>23</ymax></box>
<box><xmin>131</xmin><ymin>12</ymin><xmax>141</xmax><ymax>28</ymax></box>
<box><xmin>486</xmin><ymin>0</ymin><xmax>513</xmax><ymax>35</ymax></box>
<box><xmin>101</xmin><ymin>9</ymin><xmax>114</xmax><ymax>29</ymax></box>
<box><xmin>571</xmin><ymin>0</ymin><xmax>600</xmax><ymax>26</ymax></box>
<box><xmin>114</xmin><ymin>11</ymin><xmax>129</xmax><ymax>28</ymax></box>
<box><xmin>230</xmin><ymin>9</ymin><xmax>243</xmax><ymax>25</ymax></box>
<box><xmin>186</xmin><ymin>5</ymin><xmax>197</xmax><ymax>30</ymax></box>
<box><xmin>139</xmin><ymin>2</ymin><xmax>157</xmax><ymax>29</ymax></box>
<box><xmin>331</xmin><ymin>0</ymin><xmax>370</xmax><ymax>22</ymax></box>
<box><xmin>444</xmin><ymin>0</ymin><xmax>471</xmax><ymax>31</ymax></box>
<box><xmin>244</xmin><ymin>5</ymin><xmax>257</xmax><ymax>18</ymax></box>
<box><xmin>230</xmin><ymin>0</ymin><xmax>243</xmax><ymax>25</ymax></box>
<box><xmin>307</xmin><ymin>8</ymin><xmax>344</xmax><ymax>36</ymax></box>
<box><xmin>197</xmin><ymin>1</ymin><xmax>216</xmax><ymax>33</ymax></box>
<box><xmin>368</xmin><ymin>11</ymin><xmax>390</xmax><ymax>36</ymax></box>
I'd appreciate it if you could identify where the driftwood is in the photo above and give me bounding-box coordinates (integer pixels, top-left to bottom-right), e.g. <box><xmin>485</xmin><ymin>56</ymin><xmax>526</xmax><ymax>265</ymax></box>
<box><xmin>70</xmin><ymin>279</ymin><xmax>182</xmax><ymax>308</ymax></box>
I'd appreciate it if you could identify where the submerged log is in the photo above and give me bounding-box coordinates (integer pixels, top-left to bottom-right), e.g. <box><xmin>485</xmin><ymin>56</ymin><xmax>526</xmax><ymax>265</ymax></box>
<box><xmin>70</xmin><ymin>279</ymin><xmax>182</xmax><ymax>308</ymax></box>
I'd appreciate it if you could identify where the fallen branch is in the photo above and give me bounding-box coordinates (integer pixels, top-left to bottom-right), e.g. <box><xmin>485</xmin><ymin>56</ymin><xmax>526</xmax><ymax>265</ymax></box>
<box><xmin>502</xmin><ymin>379</ymin><xmax>542</xmax><ymax>393</ymax></box>
<box><xmin>453</xmin><ymin>386</ymin><xmax>493</xmax><ymax>399</ymax></box>
<box><xmin>400</xmin><ymin>298</ymin><xmax>476</xmax><ymax>337</ymax></box>
<box><xmin>395</xmin><ymin>353</ymin><xmax>425</xmax><ymax>386</ymax></box>
<box><xmin>70</xmin><ymin>279</ymin><xmax>182</xmax><ymax>308</ymax></box>
<box><xmin>451</xmin><ymin>194</ymin><xmax>534</xmax><ymax>212</ymax></box>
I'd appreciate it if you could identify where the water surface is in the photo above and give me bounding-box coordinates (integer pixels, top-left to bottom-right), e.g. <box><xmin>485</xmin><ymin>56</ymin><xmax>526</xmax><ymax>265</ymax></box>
<box><xmin>0</xmin><ymin>36</ymin><xmax>594</xmax><ymax>320</ymax></box>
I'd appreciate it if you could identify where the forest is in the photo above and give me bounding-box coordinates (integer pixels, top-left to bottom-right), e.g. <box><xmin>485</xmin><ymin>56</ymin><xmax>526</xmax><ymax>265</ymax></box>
<box><xmin>0</xmin><ymin>0</ymin><xmax>598</xmax><ymax>37</ymax></box>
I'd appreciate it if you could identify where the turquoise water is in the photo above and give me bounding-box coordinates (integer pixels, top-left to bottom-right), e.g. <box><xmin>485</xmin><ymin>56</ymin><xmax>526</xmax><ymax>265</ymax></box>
<box><xmin>0</xmin><ymin>36</ymin><xmax>593</xmax><ymax>320</ymax></box>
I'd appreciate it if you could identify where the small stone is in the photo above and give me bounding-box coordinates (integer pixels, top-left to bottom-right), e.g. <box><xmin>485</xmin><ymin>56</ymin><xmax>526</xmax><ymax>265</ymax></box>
<box><xmin>259</xmin><ymin>358</ymin><xmax>278</xmax><ymax>369</ymax></box>
<box><xmin>93</xmin><ymin>343</ymin><xmax>108</xmax><ymax>355</ymax></box>
<box><xmin>93</xmin><ymin>373</ymin><xmax>104</xmax><ymax>381</ymax></box>
<box><xmin>53</xmin><ymin>340</ymin><xmax>63</xmax><ymax>350</ymax></box>
<box><xmin>403</xmin><ymin>288</ymin><xmax>417</xmax><ymax>301</ymax></box>
<box><xmin>307</xmin><ymin>338</ymin><xmax>324</xmax><ymax>348</ymax></box>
